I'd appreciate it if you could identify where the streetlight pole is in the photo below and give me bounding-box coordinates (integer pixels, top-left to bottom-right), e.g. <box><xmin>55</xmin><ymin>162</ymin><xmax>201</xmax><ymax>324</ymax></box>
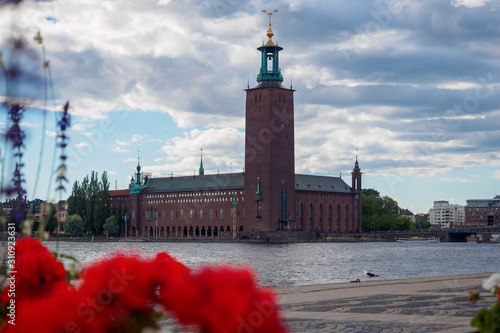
<box><xmin>232</xmin><ymin>195</ymin><xmax>237</xmax><ymax>239</ymax></box>
<box><xmin>124</xmin><ymin>213</ymin><xmax>127</xmax><ymax>239</ymax></box>
<box><xmin>155</xmin><ymin>209</ymin><xmax>158</xmax><ymax>240</ymax></box>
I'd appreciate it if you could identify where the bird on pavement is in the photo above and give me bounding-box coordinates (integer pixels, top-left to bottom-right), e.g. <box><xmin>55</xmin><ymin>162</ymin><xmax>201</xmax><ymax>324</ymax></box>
<box><xmin>363</xmin><ymin>267</ymin><xmax>379</xmax><ymax>278</ymax></box>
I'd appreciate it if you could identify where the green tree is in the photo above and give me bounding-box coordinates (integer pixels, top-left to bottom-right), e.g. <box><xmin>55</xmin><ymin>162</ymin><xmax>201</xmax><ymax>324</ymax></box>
<box><xmin>45</xmin><ymin>203</ymin><xmax>58</xmax><ymax>233</ymax></box>
<box><xmin>395</xmin><ymin>215</ymin><xmax>414</xmax><ymax>231</ymax></box>
<box><xmin>94</xmin><ymin>171</ymin><xmax>111</xmax><ymax>234</ymax></box>
<box><xmin>67</xmin><ymin>181</ymin><xmax>78</xmax><ymax>216</ymax></box>
<box><xmin>362</xmin><ymin>188</ymin><xmax>380</xmax><ymax>196</ymax></box>
<box><xmin>361</xmin><ymin>189</ymin><xmax>414</xmax><ymax>232</ymax></box>
<box><xmin>64</xmin><ymin>214</ymin><xmax>84</xmax><ymax>236</ymax></box>
<box><xmin>103</xmin><ymin>215</ymin><xmax>120</xmax><ymax>237</ymax></box>
<box><xmin>85</xmin><ymin>172</ymin><xmax>100</xmax><ymax>234</ymax></box>
<box><xmin>415</xmin><ymin>215</ymin><xmax>431</xmax><ymax>229</ymax></box>
<box><xmin>81</xmin><ymin>175</ymin><xmax>92</xmax><ymax>232</ymax></box>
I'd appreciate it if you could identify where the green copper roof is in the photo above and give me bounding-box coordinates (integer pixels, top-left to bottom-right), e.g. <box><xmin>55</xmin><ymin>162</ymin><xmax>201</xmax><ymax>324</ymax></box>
<box><xmin>146</xmin><ymin>173</ymin><xmax>244</xmax><ymax>193</ymax></box>
<box><xmin>135</xmin><ymin>173</ymin><xmax>353</xmax><ymax>194</ymax></box>
<box><xmin>294</xmin><ymin>174</ymin><xmax>353</xmax><ymax>193</ymax></box>
<box><xmin>199</xmin><ymin>153</ymin><xmax>204</xmax><ymax>176</ymax></box>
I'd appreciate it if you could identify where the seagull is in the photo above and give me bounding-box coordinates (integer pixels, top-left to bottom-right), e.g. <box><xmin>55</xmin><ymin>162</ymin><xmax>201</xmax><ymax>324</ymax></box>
<box><xmin>363</xmin><ymin>267</ymin><xmax>379</xmax><ymax>278</ymax></box>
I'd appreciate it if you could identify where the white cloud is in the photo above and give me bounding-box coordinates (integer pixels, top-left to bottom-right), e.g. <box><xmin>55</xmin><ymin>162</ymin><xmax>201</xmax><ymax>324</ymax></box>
<box><xmin>451</xmin><ymin>0</ymin><xmax>493</xmax><ymax>8</ymax></box>
<box><xmin>74</xmin><ymin>142</ymin><xmax>88</xmax><ymax>148</ymax></box>
<box><xmin>144</xmin><ymin>128</ymin><xmax>244</xmax><ymax>176</ymax></box>
<box><xmin>115</xmin><ymin>139</ymin><xmax>129</xmax><ymax>146</ymax></box>
<box><xmin>46</xmin><ymin>131</ymin><xmax>57</xmax><ymax>137</ymax></box>
<box><xmin>113</xmin><ymin>147</ymin><xmax>130</xmax><ymax>153</ymax></box>
<box><xmin>491</xmin><ymin>170</ymin><xmax>500</xmax><ymax>179</ymax></box>
<box><xmin>73</xmin><ymin>123</ymin><xmax>95</xmax><ymax>132</ymax></box>
<box><xmin>21</xmin><ymin>122</ymin><xmax>38</xmax><ymax>128</ymax></box>
<box><xmin>439</xmin><ymin>176</ymin><xmax>481</xmax><ymax>183</ymax></box>
<box><xmin>131</xmin><ymin>134</ymin><xmax>146</xmax><ymax>142</ymax></box>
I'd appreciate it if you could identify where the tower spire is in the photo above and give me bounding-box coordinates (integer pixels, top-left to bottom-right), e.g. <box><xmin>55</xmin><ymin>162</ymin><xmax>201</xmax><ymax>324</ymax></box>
<box><xmin>135</xmin><ymin>146</ymin><xmax>142</xmax><ymax>185</ymax></box>
<box><xmin>199</xmin><ymin>148</ymin><xmax>205</xmax><ymax>176</ymax></box>
<box><xmin>257</xmin><ymin>10</ymin><xmax>283</xmax><ymax>84</ymax></box>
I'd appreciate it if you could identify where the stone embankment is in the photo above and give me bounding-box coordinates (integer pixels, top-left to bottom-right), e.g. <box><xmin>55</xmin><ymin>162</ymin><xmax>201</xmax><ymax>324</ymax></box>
<box><xmin>278</xmin><ymin>273</ymin><xmax>493</xmax><ymax>332</ymax></box>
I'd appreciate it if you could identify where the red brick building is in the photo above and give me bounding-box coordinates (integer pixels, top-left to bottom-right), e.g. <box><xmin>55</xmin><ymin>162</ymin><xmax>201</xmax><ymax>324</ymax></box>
<box><xmin>109</xmin><ymin>22</ymin><xmax>362</xmax><ymax>238</ymax></box>
<box><xmin>464</xmin><ymin>195</ymin><xmax>500</xmax><ymax>227</ymax></box>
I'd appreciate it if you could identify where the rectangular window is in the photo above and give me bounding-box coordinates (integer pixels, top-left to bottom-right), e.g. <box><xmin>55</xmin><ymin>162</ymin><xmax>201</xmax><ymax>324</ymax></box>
<box><xmin>190</xmin><ymin>209</ymin><xmax>193</xmax><ymax>221</ymax></box>
<box><xmin>200</xmin><ymin>209</ymin><xmax>203</xmax><ymax>221</ymax></box>
<box><xmin>180</xmin><ymin>209</ymin><xmax>184</xmax><ymax>221</ymax></box>
<box><xmin>220</xmin><ymin>208</ymin><xmax>223</xmax><ymax>220</ymax></box>
<box><xmin>210</xmin><ymin>208</ymin><xmax>213</xmax><ymax>220</ymax></box>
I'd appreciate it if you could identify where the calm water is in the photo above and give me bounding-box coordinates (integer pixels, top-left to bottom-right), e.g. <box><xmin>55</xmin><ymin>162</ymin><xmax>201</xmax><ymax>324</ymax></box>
<box><xmin>44</xmin><ymin>241</ymin><xmax>500</xmax><ymax>287</ymax></box>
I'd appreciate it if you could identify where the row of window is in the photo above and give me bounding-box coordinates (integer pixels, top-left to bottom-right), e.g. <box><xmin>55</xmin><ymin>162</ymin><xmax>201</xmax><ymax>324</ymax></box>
<box><xmin>144</xmin><ymin>191</ymin><xmax>244</xmax><ymax>199</ymax></box>
<box><xmin>143</xmin><ymin>207</ymin><xmax>245</xmax><ymax>221</ymax></box>
<box><xmin>142</xmin><ymin>197</ymin><xmax>244</xmax><ymax>206</ymax></box>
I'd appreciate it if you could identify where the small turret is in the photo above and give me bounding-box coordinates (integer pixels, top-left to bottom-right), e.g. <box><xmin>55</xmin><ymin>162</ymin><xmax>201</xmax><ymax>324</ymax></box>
<box><xmin>199</xmin><ymin>149</ymin><xmax>205</xmax><ymax>176</ymax></box>
<box><xmin>351</xmin><ymin>156</ymin><xmax>362</xmax><ymax>193</ymax></box>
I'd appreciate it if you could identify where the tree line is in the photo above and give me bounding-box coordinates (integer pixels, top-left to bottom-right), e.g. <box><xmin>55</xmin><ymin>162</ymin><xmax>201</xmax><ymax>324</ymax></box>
<box><xmin>66</xmin><ymin>171</ymin><xmax>112</xmax><ymax>235</ymax></box>
<box><xmin>360</xmin><ymin>188</ymin><xmax>430</xmax><ymax>232</ymax></box>
<box><xmin>0</xmin><ymin>200</ymin><xmax>58</xmax><ymax>234</ymax></box>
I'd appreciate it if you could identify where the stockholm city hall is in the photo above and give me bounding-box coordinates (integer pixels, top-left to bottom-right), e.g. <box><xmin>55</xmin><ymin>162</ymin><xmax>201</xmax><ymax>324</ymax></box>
<box><xmin>109</xmin><ymin>17</ymin><xmax>362</xmax><ymax>239</ymax></box>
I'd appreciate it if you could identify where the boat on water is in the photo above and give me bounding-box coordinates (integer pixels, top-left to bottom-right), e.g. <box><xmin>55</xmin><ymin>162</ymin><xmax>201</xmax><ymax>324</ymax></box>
<box><xmin>396</xmin><ymin>236</ymin><xmax>440</xmax><ymax>243</ymax></box>
<box><xmin>490</xmin><ymin>234</ymin><xmax>499</xmax><ymax>243</ymax></box>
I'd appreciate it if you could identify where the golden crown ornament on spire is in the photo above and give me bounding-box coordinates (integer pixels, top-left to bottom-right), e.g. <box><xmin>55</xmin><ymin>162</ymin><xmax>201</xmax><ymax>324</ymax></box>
<box><xmin>262</xmin><ymin>10</ymin><xmax>278</xmax><ymax>46</ymax></box>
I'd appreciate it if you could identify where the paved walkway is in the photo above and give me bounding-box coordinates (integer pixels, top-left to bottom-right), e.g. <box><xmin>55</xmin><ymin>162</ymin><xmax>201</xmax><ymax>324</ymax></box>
<box><xmin>276</xmin><ymin>273</ymin><xmax>494</xmax><ymax>333</ymax></box>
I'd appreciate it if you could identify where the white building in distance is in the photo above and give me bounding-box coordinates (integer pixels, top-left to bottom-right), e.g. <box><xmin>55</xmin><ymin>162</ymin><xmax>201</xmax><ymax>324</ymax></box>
<box><xmin>428</xmin><ymin>201</ymin><xmax>465</xmax><ymax>228</ymax></box>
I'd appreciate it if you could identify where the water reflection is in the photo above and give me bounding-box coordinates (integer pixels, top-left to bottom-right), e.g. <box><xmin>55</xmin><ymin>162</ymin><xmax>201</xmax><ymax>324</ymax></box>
<box><xmin>44</xmin><ymin>241</ymin><xmax>499</xmax><ymax>287</ymax></box>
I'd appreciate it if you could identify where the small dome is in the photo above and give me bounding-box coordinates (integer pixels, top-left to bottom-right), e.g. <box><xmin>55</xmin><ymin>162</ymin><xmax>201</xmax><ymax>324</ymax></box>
<box><xmin>264</xmin><ymin>27</ymin><xmax>276</xmax><ymax>46</ymax></box>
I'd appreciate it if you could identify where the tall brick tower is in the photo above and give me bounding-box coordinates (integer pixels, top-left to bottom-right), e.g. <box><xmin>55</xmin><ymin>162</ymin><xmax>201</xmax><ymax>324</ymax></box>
<box><xmin>351</xmin><ymin>157</ymin><xmax>362</xmax><ymax>231</ymax></box>
<box><xmin>244</xmin><ymin>14</ymin><xmax>296</xmax><ymax>231</ymax></box>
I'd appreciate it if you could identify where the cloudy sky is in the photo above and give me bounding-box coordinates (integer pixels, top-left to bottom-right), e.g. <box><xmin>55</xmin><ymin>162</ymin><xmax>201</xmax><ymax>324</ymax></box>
<box><xmin>1</xmin><ymin>0</ymin><xmax>499</xmax><ymax>213</ymax></box>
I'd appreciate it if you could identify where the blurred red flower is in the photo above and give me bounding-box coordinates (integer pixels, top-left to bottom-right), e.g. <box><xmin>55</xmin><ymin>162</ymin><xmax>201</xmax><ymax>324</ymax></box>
<box><xmin>0</xmin><ymin>237</ymin><xmax>66</xmax><ymax>305</ymax></box>
<box><xmin>0</xmin><ymin>238</ymin><xmax>288</xmax><ymax>333</ymax></box>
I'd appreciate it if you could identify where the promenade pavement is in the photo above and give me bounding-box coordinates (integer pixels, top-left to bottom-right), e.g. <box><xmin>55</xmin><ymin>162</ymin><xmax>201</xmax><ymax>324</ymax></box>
<box><xmin>277</xmin><ymin>273</ymin><xmax>494</xmax><ymax>333</ymax></box>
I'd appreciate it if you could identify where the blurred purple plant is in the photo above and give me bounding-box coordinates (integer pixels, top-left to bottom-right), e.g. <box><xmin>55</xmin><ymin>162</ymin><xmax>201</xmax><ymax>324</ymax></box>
<box><xmin>55</xmin><ymin>102</ymin><xmax>71</xmax><ymax>197</ymax></box>
<box><xmin>5</xmin><ymin>104</ymin><xmax>26</xmax><ymax>223</ymax></box>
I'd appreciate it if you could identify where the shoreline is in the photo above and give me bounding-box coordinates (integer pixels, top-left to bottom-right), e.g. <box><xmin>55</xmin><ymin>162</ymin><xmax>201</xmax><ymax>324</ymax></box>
<box><xmin>276</xmin><ymin>272</ymin><xmax>495</xmax><ymax>333</ymax></box>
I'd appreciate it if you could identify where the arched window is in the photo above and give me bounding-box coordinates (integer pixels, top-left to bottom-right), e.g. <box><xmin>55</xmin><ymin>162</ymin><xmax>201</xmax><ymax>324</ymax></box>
<box><xmin>345</xmin><ymin>205</ymin><xmax>349</xmax><ymax>232</ymax></box>
<box><xmin>319</xmin><ymin>204</ymin><xmax>323</xmax><ymax>232</ymax></box>
<box><xmin>309</xmin><ymin>203</ymin><xmax>314</xmax><ymax>232</ymax></box>
<box><xmin>337</xmin><ymin>205</ymin><xmax>341</xmax><ymax>232</ymax></box>
<box><xmin>328</xmin><ymin>204</ymin><xmax>332</xmax><ymax>232</ymax></box>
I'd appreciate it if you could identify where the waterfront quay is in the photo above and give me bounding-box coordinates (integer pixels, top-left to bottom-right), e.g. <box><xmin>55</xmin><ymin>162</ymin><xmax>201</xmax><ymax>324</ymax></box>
<box><xmin>277</xmin><ymin>273</ymin><xmax>493</xmax><ymax>332</ymax></box>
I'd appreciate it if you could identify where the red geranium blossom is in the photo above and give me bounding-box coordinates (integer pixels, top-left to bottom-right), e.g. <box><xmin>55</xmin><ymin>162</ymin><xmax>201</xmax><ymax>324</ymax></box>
<box><xmin>159</xmin><ymin>265</ymin><xmax>288</xmax><ymax>332</ymax></box>
<box><xmin>0</xmin><ymin>239</ymin><xmax>289</xmax><ymax>333</ymax></box>
<box><xmin>0</xmin><ymin>237</ymin><xmax>66</xmax><ymax>305</ymax></box>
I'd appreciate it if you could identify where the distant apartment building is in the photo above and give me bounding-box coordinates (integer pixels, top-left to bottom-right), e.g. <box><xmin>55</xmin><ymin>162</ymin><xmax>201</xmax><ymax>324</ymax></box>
<box><xmin>465</xmin><ymin>195</ymin><xmax>500</xmax><ymax>227</ymax></box>
<box><xmin>400</xmin><ymin>208</ymin><xmax>415</xmax><ymax>222</ymax></box>
<box><xmin>57</xmin><ymin>201</ymin><xmax>68</xmax><ymax>233</ymax></box>
<box><xmin>428</xmin><ymin>201</ymin><xmax>465</xmax><ymax>228</ymax></box>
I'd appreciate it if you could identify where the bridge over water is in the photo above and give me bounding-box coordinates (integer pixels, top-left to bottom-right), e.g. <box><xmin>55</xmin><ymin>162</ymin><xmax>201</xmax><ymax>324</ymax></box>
<box><xmin>374</xmin><ymin>228</ymin><xmax>500</xmax><ymax>242</ymax></box>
